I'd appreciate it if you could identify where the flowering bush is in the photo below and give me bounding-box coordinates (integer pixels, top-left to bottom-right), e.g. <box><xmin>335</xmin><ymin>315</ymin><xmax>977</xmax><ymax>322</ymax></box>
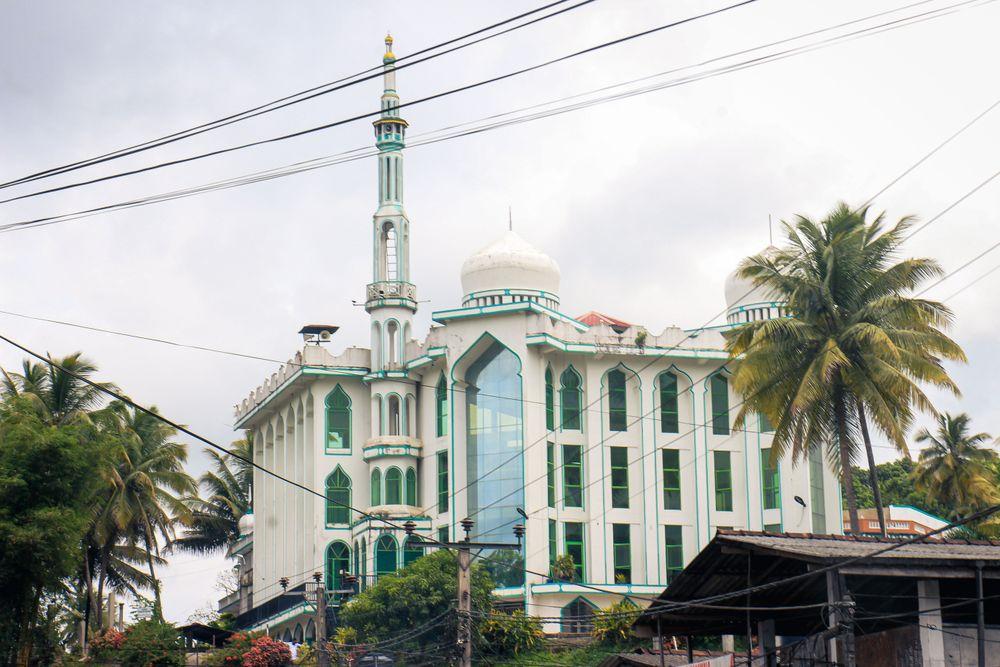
<box><xmin>116</xmin><ymin>620</ymin><xmax>185</xmax><ymax>667</ymax></box>
<box><xmin>206</xmin><ymin>632</ymin><xmax>291</xmax><ymax>667</ymax></box>
<box><xmin>89</xmin><ymin>628</ymin><xmax>127</xmax><ymax>662</ymax></box>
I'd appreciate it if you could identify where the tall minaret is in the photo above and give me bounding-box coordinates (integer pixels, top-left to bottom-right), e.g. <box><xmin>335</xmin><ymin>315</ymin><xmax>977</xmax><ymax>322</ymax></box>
<box><xmin>366</xmin><ymin>34</ymin><xmax>415</xmax><ymax>405</ymax></box>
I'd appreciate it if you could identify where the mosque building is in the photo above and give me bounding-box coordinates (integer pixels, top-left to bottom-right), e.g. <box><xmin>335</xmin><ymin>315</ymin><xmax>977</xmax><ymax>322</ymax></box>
<box><xmin>222</xmin><ymin>35</ymin><xmax>842</xmax><ymax>639</ymax></box>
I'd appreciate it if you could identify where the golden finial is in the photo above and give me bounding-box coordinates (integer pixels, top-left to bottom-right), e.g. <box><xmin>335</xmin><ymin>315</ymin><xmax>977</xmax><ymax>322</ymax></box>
<box><xmin>384</xmin><ymin>33</ymin><xmax>395</xmax><ymax>60</ymax></box>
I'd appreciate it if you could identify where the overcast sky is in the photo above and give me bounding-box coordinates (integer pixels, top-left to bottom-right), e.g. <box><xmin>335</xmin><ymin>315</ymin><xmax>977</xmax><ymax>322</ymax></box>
<box><xmin>2</xmin><ymin>0</ymin><xmax>999</xmax><ymax>623</ymax></box>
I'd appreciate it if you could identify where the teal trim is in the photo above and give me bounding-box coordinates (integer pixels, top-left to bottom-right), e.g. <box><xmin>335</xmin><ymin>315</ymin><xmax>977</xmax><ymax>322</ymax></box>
<box><xmin>404</xmin><ymin>346</ymin><xmax>446</xmax><ymax>371</ymax></box>
<box><xmin>362</xmin><ymin>443</ymin><xmax>421</xmax><ymax>460</ymax></box>
<box><xmin>234</xmin><ymin>367</ymin><xmax>367</xmax><ymax>428</ymax></box>
<box><xmin>363</xmin><ymin>370</ymin><xmax>411</xmax><ymax>382</ymax></box>
<box><xmin>432</xmin><ymin>302</ymin><xmax>588</xmax><ymax>332</ymax></box>
<box><xmin>462</xmin><ymin>287</ymin><xmax>559</xmax><ymax>302</ymax></box>
<box><xmin>528</xmin><ymin>582</ymin><xmax>662</xmax><ymax>595</ymax></box>
<box><xmin>889</xmin><ymin>504</ymin><xmax>951</xmax><ymax>526</ymax></box>
<box><xmin>323</xmin><ymin>385</ymin><xmax>352</xmax><ymax>456</ymax></box>
<box><xmin>559</xmin><ymin>365</ymin><xmax>584</xmax><ymax>433</ymax></box>
<box><xmin>526</xmin><ymin>333</ymin><xmax>729</xmax><ymax>359</ymax></box>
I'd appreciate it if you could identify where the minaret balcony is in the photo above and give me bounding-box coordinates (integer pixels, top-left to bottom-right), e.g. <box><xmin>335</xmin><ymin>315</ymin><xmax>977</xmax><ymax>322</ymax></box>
<box><xmin>363</xmin><ymin>435</ymin><xmax>422</xmax><ymax>461</ymax></box>
<box><xmin>366</xmin><ymin>280</ymin><xmax>417</xmax><ymax>312</ymax></box>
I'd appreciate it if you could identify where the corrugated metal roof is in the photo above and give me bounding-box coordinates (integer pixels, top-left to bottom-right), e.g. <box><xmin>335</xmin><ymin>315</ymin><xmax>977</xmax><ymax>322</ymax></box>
<box><xmin>718</xmin><ymin>530</ymin><xmax>1000</xmax><ymax>562</ymax></box>
<box><xmin>575</xmin><ymin>310</ymin><xmax>633</xmax><ymax>328</ymax></box>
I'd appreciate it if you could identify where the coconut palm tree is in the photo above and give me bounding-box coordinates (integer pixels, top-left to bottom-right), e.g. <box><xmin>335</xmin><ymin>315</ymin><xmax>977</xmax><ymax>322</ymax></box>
<box><xmin>913</xmin><ymin>413</ymin><xmax>998</xmax><ymax>517</ymax></box>
<box><xmin>171</xmin><ymin>434</ymin><xmax>253</xmax><ymax>555</ymax></box>
<box><xmin>0</xmin><ymin>354</ymin><xmax>117</xmax><ymax>425</ymax></box>
<box><xmin>725</xmin><ymin>203</ymin><xmax>965</xmax><ymax>533</ymax></box>
<box><xmin>97</xmin><ymin>401</ymin><xmax>196</xmax><ymax>620</ymax></box>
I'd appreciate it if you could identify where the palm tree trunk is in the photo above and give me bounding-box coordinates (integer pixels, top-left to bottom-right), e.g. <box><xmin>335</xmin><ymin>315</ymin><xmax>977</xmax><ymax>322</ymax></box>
<box><xmin>96</xmin><ymin>545</ymin><xmax>109</xmax><ymax>631</ymax></box>
<box><xmin>142</xmin><ymin>518</ymin><xmax>164</xmax><ymax>621</ymax></box>
<box><xmin>83</xmin><ymin>549</ymin><xmax>95</xmax><ymax>640</ymax></box>
<box><xmin>836</xmin><ymin>392</ymin><xmax>861</xmax><ymax>533</ymax></box>
<box><xmin>857</xmin><ymin>403</ymin><xmax>888</xmax><ymax>538</ymax></box>
<box><xmin>15</xmin><ymin>583</ymin><xmax>42</xmax><ymax>667</ymax></box>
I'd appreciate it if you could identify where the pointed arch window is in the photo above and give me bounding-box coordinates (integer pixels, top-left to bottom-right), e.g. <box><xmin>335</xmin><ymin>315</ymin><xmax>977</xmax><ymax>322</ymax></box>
<box><xmin>403</xmin><ymin>536</ymin><xmax>423</xmax><ymax>567</ymax></box>
<box><xmin>386</xmin><ymin>321</ymin><xmax>399</xmax><ymax>365</ymax></box>
<box><xmin>560</xmin><ymin>367</ymin><xmax>583</xmax><ymax>431</ymax></box>
<box><xmin>375</xmin><ymin>534</ymin><xmax>398</xmax><ymax>579</ymax></box>
<box><xmin>607</xmin><ymin>369</ymin><xmax>627</xmax><ymax>432</ymax></box>
<box><xmin>325</xmin><ymin>386</ymin><xmax>351</xmax><ymax>452</ymax></box>
<box><xmin>371</xmin><ymin>468</ymin><xmax>382</xmax><ymax>506</ymax></box>
<box><xmin>325</xmin><ymin>542</ymin><xmax>350</xmax><ymax>591</ymax></box>
<box><xmin>710</xmin><ymin>374</ymin><xmax>730</xmax><ymax>435</ymax></box>
<box><xmin>405</xmin><ymin>467</ymin><xmax>417</xmax><ymax>506</ymax></box>
<box><xmin>385</xmin><ymin>467</ymin><xmax>403</xmax><ymax>505</ymax></box>
<box><xmin>436</xmin><ymin>374</ymin><xmax>449</xmax><ymax>437</ymax></box>
<box><xmin>325</xmin><ymin>467</ymin><xmax>351</xmax><ymax>525</ymax></box>
<box><xmin>659</xmin><ymin>372</ymin><xmax>679</xmax><ymax>434</ymax></box>
<box><xmin>545</xmin><ymin>367</ymin><xmax>555</xmax><ymax>431</ymax></box>
<box><xmin>360</xmin><ymin>538</ymin><xmax>367</xmax><ymax>590</ymax></box>
<box><xmin>382</xmin><ymin>222</ymin><xmax>398</xmax><ymax>281</ymax></box>
<box><xmin>561</xmin><ymin>597</ymin><xmax>596</xmax><ymax>634</ymax></box>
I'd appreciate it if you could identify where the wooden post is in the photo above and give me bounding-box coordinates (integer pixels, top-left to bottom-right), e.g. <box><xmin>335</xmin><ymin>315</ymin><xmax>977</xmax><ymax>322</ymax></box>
<box><xmin>977</xmin><ymin>562</ymin><xmax>986</xmax><ymax>667</ymax></box>
<box><xmin>656</xmin><ymin>614</ymin><xmax>665</xmax><ymax>667</ymax></box>
<box><xmin>686</xmin><ymin>635</ymin><xmax>694</xmax><ymax>664</ymax></box>
<box><xmin>457</xmin><ymin>546</ymin><xmax>473</xmax><ymax>667</ymax></box>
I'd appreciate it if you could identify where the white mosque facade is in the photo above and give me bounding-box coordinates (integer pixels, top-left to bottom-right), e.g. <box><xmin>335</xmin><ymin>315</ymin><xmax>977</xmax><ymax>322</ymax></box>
<box><xmin>225</xmin><ymin>36</ymin><xmax>842</xmax><ymax>638</ymax></box>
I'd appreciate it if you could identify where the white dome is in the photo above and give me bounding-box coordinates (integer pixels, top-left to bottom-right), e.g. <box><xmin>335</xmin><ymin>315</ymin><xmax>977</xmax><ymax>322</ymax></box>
<box><xmin>238</xmin><ymin>511</ymin><xmax>254</xmax><ymax>536</ymax></box>
<box><xmin>725</xmin><ymin>245</ymin><xmax>781</xmax><ymax>308</ymax></box>
<box><xmin>460</xmin><ymin>231</ymin><xmax>560</xmax><ymax>298</ymax></box>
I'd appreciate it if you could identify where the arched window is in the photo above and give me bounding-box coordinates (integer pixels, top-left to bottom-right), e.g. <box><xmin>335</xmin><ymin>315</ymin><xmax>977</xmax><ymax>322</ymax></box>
<box><xmin>387</xmin><ymin>395</ymin><xmax>401</xmax><ymax>435</ymax></box>
<box><xmin>385</xmin><ymin>467</ymin><xmax>402</xmax><ymax>505</ymax></box>
<box><xmin>360</xmin><ymin>539</ymin><xmax>367</xmax><ymax>591</ymax></box>
<box><xmin>373</xmin><ymin>394</ymin><xmax>383</xmax><ymax>436</ymax></box>
<box><xmin>403</xmin><ymin>536</ymin><xmax>423</xmax><ymax>567</ymax></box>
<box><xmin>545</xmin><ymin>366</ymin><xmax>555</xmax><ymax>431</ymax></box>
<box><xmin>325</xmin><ymin>542</ymin><xmax>350</xmax><ymax>591</ymax></box>
<box><xmin>404</xmin><ymin>395</ymin><xmax>414</xmax><ymax>436</ymax></box>
<box><xmin>386</xmin><ymin>321</ymin><xmax>399</xmax><ymax>365</ymax></box>
<box><xmin>710</xmin><ymin>373</ymin><xmax>730</xmax><ymax>435</ymax></box>
<box><xmin>293</xmin><ymin>624</ymin><xmax>303</xmax><ymax>643</ymax></box>
<box><xmin>436</xmin><ymin>373</ymin><xmax>449</xmax><ymax>437</ymax></box>
<box><xmin>325</xmin><ymin>467</ymin><xmax>351</xmax><ymax>525</ymax></box>
<box><xmin>375</xmin><ymin>534</ymin><xmax>398</xmax><ymax>579</ymax></box>
<box><xmin>607</xmin><ymin>369</ymin><xmax>627</xmax><ymax>432</ymax></box>
<box><xmin>405</xmin><ymin>467</ymin><xmax>417</xmax><ymax>506</ymax></box>
<box><xmin>353</xmin><ymin>540</ymin><xmax>359</xmax><ymax>580</ymax></box>
<box><xmin>305</xmin><ymin>619</ymin><xmax>316</xmax><ymax>643</ymax></box>
<box><xmin>325</xmin><ymin>386</ymin><xmax>351</xmax><ymax>451</ymax></box>
<box><xmin>382</xmin><ymin>222</ymin><xmax>398</xmax><ymax>281</ymax></box>
<box><xmin>371</xmin><ymin>469</ymin><xmax>382</xmax><ymax>506</ymax></box>
<box><xmin>282</xmin><ymin>629</ymin><xmax>292</xmax><ymax>642</ymax></box>
<box><xmin>659</xmin><ymin>372</ymin><xmax>679</xmax><ymax>434</ymax></box>
<box><xmin>560</xmin><ymin>367</ymin><xmax>583</xmax><ymax>431</ymax></box>
<box><xmin>561</xmin><ymin>597</ymin><xmax>596</xmax><ymax>634</ymax></box>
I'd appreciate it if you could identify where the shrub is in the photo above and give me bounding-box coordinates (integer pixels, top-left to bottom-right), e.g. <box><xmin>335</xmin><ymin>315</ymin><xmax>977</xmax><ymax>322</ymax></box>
<box><xmin>478</xmin><ymin>610</ymin><xmax>544</xmax><ymax>656</ymax></box>
<box><xmin>89</xmin><ymin>628</ymin><xmax>126</xmax><ymax>662</ymax></box>
<box><xmin>591</xmin><ymin>600</ymin><xmax>640</xmax><ymax>645</ymax></box>
<box><xmin>116</xmin><ymin>620</ymin><xmax>185</xmax><ymax>667</ymax></box>
<box><xmin>206</xmin><ymin>632</ymin><xmax>290</xmax><ymax>667</ymax></box>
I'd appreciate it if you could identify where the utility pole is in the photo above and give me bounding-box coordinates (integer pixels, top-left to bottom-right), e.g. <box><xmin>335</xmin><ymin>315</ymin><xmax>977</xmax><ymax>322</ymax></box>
<box><xmin>404</xmin><ymin>516</ymin><xmax>524</xmax><ymax>667</ymax></box>
<box><xmin>313</xmin><ymin>572</ymin><xmax>330</xmax><ymax>667</ymax></box>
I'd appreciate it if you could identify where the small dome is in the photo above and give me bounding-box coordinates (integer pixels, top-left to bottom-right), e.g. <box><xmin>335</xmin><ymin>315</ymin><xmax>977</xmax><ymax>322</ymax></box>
<box><xmin>460</xmin><ymin>230</ymin><xmax>561</xmax><ymax>299</ymax></box>
<box><xmin>238</xmin><ymin>511</ymin><xmax>254</xmax><ymax>536</ymax></box>
<box><xmin>725</xmin><ymin>246</ymin><xmax>785</xmax><ymax>324</ymax></box>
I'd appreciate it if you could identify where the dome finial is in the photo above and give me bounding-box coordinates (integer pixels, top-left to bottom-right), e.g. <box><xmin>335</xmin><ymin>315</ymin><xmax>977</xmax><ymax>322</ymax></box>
<box><xmin>383</xmin><ymin>33</ymin><xmax>395</xmax><ymax>62</ymax></box>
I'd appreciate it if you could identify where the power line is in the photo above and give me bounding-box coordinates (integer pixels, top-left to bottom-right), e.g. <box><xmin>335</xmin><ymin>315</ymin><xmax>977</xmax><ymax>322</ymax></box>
<box><xmin>0</xmin><ymin>0</ymin><xmax>593</xmax><ymax>190</ymax></box>
<box><xmin>2</xmin><ymin>0</ymin><xmax>993</xmax><ymax>234</ymax></box>
<box><xmin>0</xmin><ymin>0</ymin><xmax>762</xmax><ymax>205</ymax></box>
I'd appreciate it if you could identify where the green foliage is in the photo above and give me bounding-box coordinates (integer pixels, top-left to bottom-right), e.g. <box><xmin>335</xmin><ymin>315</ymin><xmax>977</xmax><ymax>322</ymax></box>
<box><xmin>912</xmin><ymin>413</ymin><xmax>997</xmax><ymax>518</ymax></box>
<box><xmin>488</xmin><ymin>643</ymin><xmax>625</xmax><ymax>666</ymax></box>
<box><xmin>482</xmin><ymin>548</ymin><xmax>524</xmax><ymax>587</ymax></box>
<box><xmin>478</xmin><ymin>611</ymin><xmax>544</xmax><ymax>656</ymax></box>
<box><xmin>0</xmin><ymin>397</ymin><xmax>110</xmax><ymax>663</ymax></box>
<box><xmin>116</xmin><ymin>620</ymin><xmax>185</xmax><ymax>667</ymax></box>
<box><xmin>850</xmin><ymin>458</ymin><xmax>950</xmax><ymax>518</ymax></box>
<box><xmin>338</xmin><ymin>549</ymin><xmax>493</xmax><ymax>647</ymax></box>
<box><xmin>724</xmin><ymin>203</ymin><xmax>965</xmax><ymax>531</ymax></box>
<box><xmin>591</xmin><ymin>599</ymin><xmax>640</xmax><ymax>645</ymax></box>
<box><xmin>550</xmin><ymin>554</ymin><xmax>576</xmax><ymax>582</ymax></box>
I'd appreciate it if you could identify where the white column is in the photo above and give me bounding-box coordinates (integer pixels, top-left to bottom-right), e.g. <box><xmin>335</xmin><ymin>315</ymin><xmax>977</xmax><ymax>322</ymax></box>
<box><xmin>918</xmin><ymin>579</ymin><xmax>946</xmax><ymax>667</ymax></box>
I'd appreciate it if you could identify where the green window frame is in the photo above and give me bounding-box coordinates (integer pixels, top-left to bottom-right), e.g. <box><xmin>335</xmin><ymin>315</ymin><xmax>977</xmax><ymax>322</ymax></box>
<box><xmin>405</xmin><ymin>467</ymin><xmax>417</xmax><ymax>506</ymax></box>
<box><xmin>761</xmin><ymin>448</ymin><xmax>780</xmax><ymax>510</ymax></box>
<box><xmin>610</xmin><ymin>447</ymin><xmax>629</xmax><ymax>509</ymax></box>
<box><xmin>436</xmin><ymin>374</ymin><xmax>449</xmax><ymax>437</ymax></box>
<box><xmin>607</xmin><ymin>369</ymin><xmax>627</xmax><ymax>432</ymax></box>
<box><xmin>546</xmin><ymin>442</ymin><xmax>556</xmax><ymax>508</ymax></box>
<box><xmin>370</xmin><ymin>468</ymin><xmax>382</xmax><ymax>506</ymax></box>
<box><xmin>809</xmin><ymin>445</ymin><xmax>827</xmax><ymax>533</ymax></box>
<box><xmin>437</xmin><ymin>526</ymin><xmax>448</xmax><ymax>544</ymax></box>
<box><xmin>403</xmin><ymin>536</ymin><xmax>422</xmax><ymax>568</ymax></box>
<box><xmin>325</xmin><ymin>467</ymin><xmax>351</xmax><ymax>525</ymax></box>
<box><xmin>714</xmin><ymin>450</ymin><xmax>733</xmax><ymax>512</ymax></box>
<box><xmin>560</xmin><ymin>367</ymin><xmax>583</xmax><ymax>431</ymax></box>
<box><xmin>385</xmin><ymin>467</ymin><xmax>402</xmax><ymax>505</ymax></box>
<box><xmin>664</xmin><ymin>525</ymin><xmax>683</xmax><ymax>584</ymax></box>
<box><xmin>564</xmin><ymin>522</ymin><xmax>585</xmax><ymax>582</ymax></box>
<box><xmin>612</xmin><ymin>523</ymin><xmax>631</xmax><ymax>583</ymax></box>
<box><xmin>545</xmin><ymin>367</ymin><xmax>555</xmax><ymax>431</ymax></box>
<box><xmin>662</xmin><ymin>449</ymin><xmax>681</xmax><ymax>510</ymax></box>
<box><xmin>562</xmin><ymin>445</ymin><xmax>583</xmax><ymax>508</ymax></box>
<box><xmin>710</xmin><ymin>374</ymin><xmax>730</xmax><ymax>435</ymax></box>
<box><xmin>659</xmin><ymin>372</ymin><xmax>679</xmax><ymax>433</ymax></box>
<box><xmin>764</xmin><ymin>523</ymin><xmax>782</xmax><ymax>533</ymax></box>
<box><xmin>548</xmin><ymin>519</ymin><xmax>557</xmax><ymax>570</ymax></box>
<box><xmin>325</xmin><ymin>385</ymin><xmax>351</xmax><ymax>451</ymax></box>
<box><xmin>325</xmin><ymin>541</ymin><xmax>350</xmax><ymax>591</ymax></box>
<box><xmin>759</xmin><ymin>411</ymin><xmax>774</xmax><ymax>433</ymax></box>
<box><xmin>437</xmin><ymin>451</ymin><xmax>449</xmax><ymax>513</ymax></box>
<box><xmin>375</xmin><ymin>534</ymin><xmax>397</xmax><ymax>579</ymax></box>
